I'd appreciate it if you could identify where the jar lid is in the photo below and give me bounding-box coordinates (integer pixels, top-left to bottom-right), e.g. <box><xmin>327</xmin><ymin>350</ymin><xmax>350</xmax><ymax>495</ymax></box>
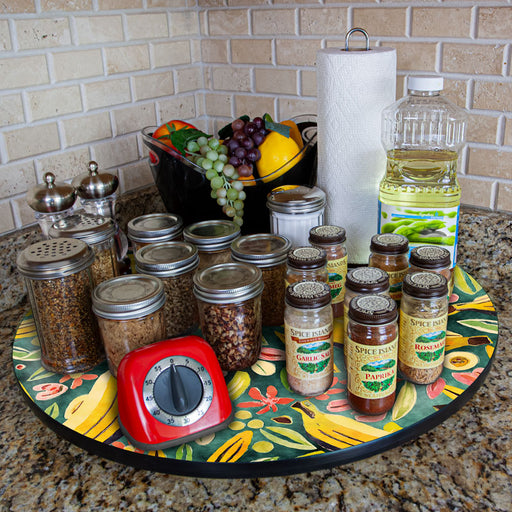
<box><xmin>409</xmin><ymin>245</ymin><xmax>451</xmax><ymax>270</ymax></box>
<box><xmin>403</xmin><ymin>271</ymin><xmax>448</xmax><ymax>299</ymax></box>
<box><xmin>266</xmin><ymin>185</ymin><xmax>326</xmax><ymax>214</ymax></box>
<box><xmin>17</xmin><ymin>238</ymin><xmax>94</xmax><ymax>279</ymax></box>
<box><xmin>348</xmin><ymin>294</ymin><xmax>397</xmax><ymax>325</ymax></box>
<box><xmin>49</xmin><ymin>213</ymin><xmax>116</xmax><ymax>244</ymax></box>
<box><xmin>92</xmin><ymin>274</ymin><xmax>166</xmax><ymax>320</ymax></box>
<box><xmin>309</xmin><ymin>225</ymin><xmax>346</xmax><ymax>245</ymax></box>
<box><xmin>407</xmin><ymin>74</ymin><xmax>443</xmax><ymax>92</ymax></box>
<box><xmin>193</xmin><ymin>262</ymin><xmax>263</xmax><ymax>303</ymax></box>
<box><xmin>231</xmin><ymin>234</ymin><xmax>292</xmax><ymax>267</ymax></box>
<box><xmin>72</xmin><ymin>161</ymin><xmax>119</xmax><ymax>200</ymax></box>
<box><xmin>346</xmin><ymin>267</ymin><xmax>389</xmax><ymax>294</ymax></box>
<box><xmin>26</xmin><ymin>172</ymin><xmax>76</xmax><ymax>213</ymax></box>
<box><xmin>183</xmin><ymin>220</ymin><xmax>240</xmax><ymax>252</ymax></box>
<box><xmin>285</xmin><ymin>281</ymin><xmax>331</xmax><ymax>309</ymax></box>
<box><xmin>370</xmin><ymin>233</ymin><xmax>409</xmax><ymax>255</ymax></box>
<box><xmin>287</xmin><ymin>246</ymin><xmax>327</xmax><ymax>270</ymax></box>
<box><xmin>134</xmin><ymin>241</ymin><xmax>199</xmax><ymax>276</ymax></box>
<box><xmin>127</xmin><ymin>213</ymin><xmax>183</xmax><ymax>243</ymax></box>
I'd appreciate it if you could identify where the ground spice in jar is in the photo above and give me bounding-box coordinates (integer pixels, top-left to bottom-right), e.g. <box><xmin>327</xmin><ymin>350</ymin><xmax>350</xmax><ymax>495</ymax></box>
<box><xmin>284</xmin><ymin>281</ymin><xmax>333</xmax><ymax>396</ymax></box>
<box><xmin>399</xmin><ymin>272</ymin><xmax>448</xmax><ymax>384</ymax></box>
<box><xmin>285</xmin><ymin>246</ymin><xmax>328</xmax><ymax>288</ymax></box>
<box><xmin>408</xmin><ymin>245</ymin><xmax>453</xmax><ymax>295</ymax></box>
<box><xmin>346</xmin><ymin>295</ymin><xmax>398</xmax><ymax>415</ymax></box>
<box><xmin>127</xmin><ymin>213</ymin><xmax>183</xmax><ymax>253</ymax></box>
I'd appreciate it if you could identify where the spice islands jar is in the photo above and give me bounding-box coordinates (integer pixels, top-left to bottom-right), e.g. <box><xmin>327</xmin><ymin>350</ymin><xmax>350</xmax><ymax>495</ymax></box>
<box><xmin>346</xmin><ymin>295</ymin><xmax>398</xmax><ymax>415</ymax></box>
<box><xmin>127</xmin><ymin>213</ymin><xmax>183</xmax><ymax>253</ymax></box>
<box><xmin>285</xmin><ymin>246</ymin><xmax>328</xmax><ymax>288</ymax></box>
<box><xmin>408</xmin><ymin>245</ymin><xmax>453</xmax><ymax>295</ymax></box>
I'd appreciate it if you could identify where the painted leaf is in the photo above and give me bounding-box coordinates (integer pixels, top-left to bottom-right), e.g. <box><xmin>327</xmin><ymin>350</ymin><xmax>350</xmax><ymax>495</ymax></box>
<box><xmin>326</xmin><ymin>399</ymin><xmax>351</xmax><ymax>413</ymax></box>
<box><xmin>260</xmin><ymin>426</ymin><xmax>316</xmax><ymax>451</ymax></box>
<box><xmin>280</xmin><ymin>367</ymin><xmax>291</xmax><ymax>391</ymax></box>
<box><xmin>355</xmin><ymin>413</ymin><xmax>386</xmax><ymax>423</ymax></box>
<box><xmin>226</xmin><ymin>371</ymin><xmax>250</xmax><ymax>400</ymax></box>
<box><xmin>452</xmin><ymin>368</ymin><xmax>483</xmax><ymax>386</ymax></box>
<box><xmin>176</xmin><ymin>443</ymin><xmax>193</xmax><ymax>461</ymax></box>
<box><xmin>28</xmin><ymin>366</ymin><xmax>56</xmax><ymax>382</ymax></box>
<box><xmin>44</xmin><ymin>402</ymin><xmax>59</xmax><ymax>419</ymax></box>
<box><xmin>391</xmin><ymin>381</ymin><xmax>417</xmax><ymax>421</ymax></box>
<box><xmin>426</xmin><ymin>377</ymin><xmax>445</xmax><ymax>399</ymax></box>
<box><xmin>13</xmin><ymin>347</ymin><xmax>41</xmax><ymax>361</ymax></box>
<box><xmin>453</xmin><ymin>266</ymin><xmax>482</xmax><ymax>294</ymax></box>
<box><xmin>251</xmin><ymin>360</ymin><xmax>276</xmax><ymax>376</ymax></box>
<box><xmin>456</xmin><ymin>319</ymin><xmax>498</xmax><ymax>334</ymax></box>
<box><xmin>207</xmin><ymin>431</ymin><xmax>253</xmax><ymax>463</ymax></box>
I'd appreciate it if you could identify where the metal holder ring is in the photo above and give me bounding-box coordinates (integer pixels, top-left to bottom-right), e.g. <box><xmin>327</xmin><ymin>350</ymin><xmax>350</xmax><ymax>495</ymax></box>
<box><xmin>344</xmin><ymin>27</ymin><xmax>370</xmax><ymax>51</ymax></box>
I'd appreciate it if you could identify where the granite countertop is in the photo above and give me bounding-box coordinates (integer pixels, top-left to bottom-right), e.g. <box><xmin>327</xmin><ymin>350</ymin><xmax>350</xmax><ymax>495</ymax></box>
<box><xmin>0</xmin><ymin>206</ymin><xmax>511</xmax><ymax>512</ymax></box>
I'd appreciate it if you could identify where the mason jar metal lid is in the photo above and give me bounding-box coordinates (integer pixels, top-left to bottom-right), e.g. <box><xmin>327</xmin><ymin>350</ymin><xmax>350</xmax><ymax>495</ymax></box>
<box><xmin>346</xmin><ymin>267</ymin><xmax>389</xmax><ymax>294</ymax></box>
<box><xmin>49</xmin><ymin>213</ymin><xmax>116</xmax><ymax>245</ymax></box>
<box><xmin>309</xmin><ymin>225</ymin><xmax>346</xmax><ymax>245</ymax></box>
<box><xmin>26</xmin><ymin>172</ymin><xmax>76</xmax><ymax>213</ymax></box>
<box><xmin>287</xmin><ymin>246</ymin><xmax>327</xmax><ymax>270</ymax></box>
<box><xmin>409</xmin><ymin>246</ymin><xmax>451</xmax><ymax>270</ymax></box>
<box><xmin>266</xmin><ymin>185</ymin><xmax>326</xmax><ymax>214</ymax></box>
<box><xmin>231</xmin><ymin>234</ymin><xmax>292</xmax><ymax>267</ymax></box>
<box><xmin>370</xmin><ymin>233</ymin><xmax>409</xmax><ymax>255</ymax></box>
<box><xmin>127</xmin><ymin>213</ymin><xmax>183</xmax><ymax>243</ymax></box>
<box><xmin>348</xmin><ymin>294</ymin><xmax>397</xmax><ymax>325</ymax></box>
<box><xmin>72</xmin><ymin>161</ymin><xmax>119</xmax><ymax>200</ymax></box>
<box><xmin>92</xmin><ymin>274</ymin><xmax>166</xmax><ymax>320</ymax></box>
<box><xmin>184</xmin><ymin>220</ymin><xmax>240</xmax><ymax>253</ymax></box>
<box><xmin>17</xmin><ymin>238</ymin><xmax>94</xmax><ymax>279</ymax></box>
<box><xmin>193</xmin><ymin>262</ymin><xmax>263</xmax><ymax>303</ymax></box>
<box><xmin>134</xmin><ymin>241</ymin><xmax>199</xmax><ymax>277</ymax></box>
<box><xmin>285</xmin><ymin>281</ymin><xmax>331</xmax><ymax>309</ymax></box>
<box><xmin>403</xmin><ymin>271</ymin><xmax>448</xmax><ymax>299</ymax></box>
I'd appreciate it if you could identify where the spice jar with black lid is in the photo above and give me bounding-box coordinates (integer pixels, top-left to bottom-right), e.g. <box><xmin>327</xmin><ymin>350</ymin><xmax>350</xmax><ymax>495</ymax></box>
<box><xmin>408</xmin><ymin>245</ymin><xmax>453</xmax><ymax>295</ymax></box>
<box><xmin>309</xmin><ymin>225</ymin><xmax>348</xmax><ymax>318</ymax></box>
<box><xmin>92</xmin><ymin>274</ymin><xmax>166</xmax><ymax>377</ymax></box>
<box><xmin>17</xmin><ymin>238</ymin><xmax>103</xmax><ymax>374</ymax></box>
<box><xmin>193</xmin><ymin>262</ymin><xmax>263</xmax><ymax>371</ymax></box>
<box><xmin>399</xmin><ymin>272</ymin><xmax>448</xmax><ymax>385</ymax></box>
<box><xmin>284</xmin><ymin>281</ymin><xmax>333</xmax><ymax>396</ymax></box>
<box><xmin>286</xmin><ymin>246</ymin><xmax>328</xmax><ymax>288</ymax></box>
<box><xmin>369</xmin><ymin>233</ymin><xmax>409</xmax><ymax>303</ymax></box>
<box><xmin>346</xmin><ymin>294</ymin><xmax>398</xmax><ymax>415</ymax></box>
<box><xmin>231</xmin><ymin>234</ymin><xmax>292</xmax><ymax>326</ymax></box>
<box><xmin>127</xmin><ymin>213</ymin><xmax>183</xmax><ymax>253</ymax></box>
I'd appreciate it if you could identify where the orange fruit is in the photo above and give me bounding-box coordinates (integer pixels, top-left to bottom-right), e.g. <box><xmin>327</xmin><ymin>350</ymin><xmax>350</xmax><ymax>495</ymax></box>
<box><xmin>152</xmin><ymin>120</ymin><xmax>196</xmax><ymax>151</ymax></box>
<box><xmin>280</xmin><ymin>120</ymin><xmax>304</xmax><ymax>149</ymax></box>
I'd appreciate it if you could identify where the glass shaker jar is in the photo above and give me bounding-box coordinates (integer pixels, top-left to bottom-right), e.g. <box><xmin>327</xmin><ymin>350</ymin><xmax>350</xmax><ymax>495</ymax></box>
<box><xmin>92</xmin><ymin>274</ymin><xmax>166</xmax><ymax>377</ymax></box>
<box><xmin>286</xmin><ymin>246</ymin><xmax>328</xmax><ymax>288</ymax></box>
<box><xmin>231</xmin><ymin>234</ymin><xmax>292</xmax><ymax>326</ymax></box>
<box><xmin>184</xmin><ymin>219</ymin><xmax>240</xmax><ymax>271</ymax></box>
<box><xmin>135</xmin><ymin>241</ymin><xmax>199</xmax><ymax>339</ymax></box>
<box><xmin>127</xmin><ymin>213</ymin><xmax>183</xmax><ymax>253</ymax></box>
<box><xmin>17</xmin><ymin>238</ymin><xmax>103</xmax><ymax>374</ymax></box>
<box><xmin>309</xmin><ymin>225</ymin><xmax>348</xmax><ymax>318</ymax></box>
<box><xmin>346</xmin><ymin>294</ymin><xmax>398</xmax><ymax>415</ymax></box>
<box><xmin>408</xmin><ymin>245</ymin><xmax>453</xmax><ymax>295</ymax></box>
<box><xmin>193</xmin><ymin>262</ymin><xmax>263</xmax><ymax>371</ymax></box>
<box><xmin>49</xmin><ymin>213</ymin><xmax>118</xmax><ymax>287</ymax></box>
<box><xmin>399</xmin><ymin>272</ymin><xmax>448</xmax><ymax>385</ymax></box>
<box><xmin>284</xmin><ymin>281</ymin><xmax>333</xmax><ymax>396</ymax></box>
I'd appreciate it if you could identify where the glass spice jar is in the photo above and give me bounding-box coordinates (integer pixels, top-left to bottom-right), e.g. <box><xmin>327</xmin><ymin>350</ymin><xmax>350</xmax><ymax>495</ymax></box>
<box><xmin>17</xmin><ymin>238</ymin><xmax>104</xmax><ymax>374</ymax></box>
<box><xmin>408</xmin><ymin>245</ymin><xmax>453</xmax><ymax>295</ymax></box>
<box><xmin>127</xmin><ymin>213</ymin><xmax>183</xmax><ymax>253</ymax></box>
<box><xmin>346</xmin><ymin>294</ymin><xmax>398</xmax><ymax>415</ymax></box>
<box><xmin>231</xmin><ymin>233</ymin><xmax>292</xmax><ymax>326</ymax></box>
<box><xmin>92</xmin><ymin>274</ymin><xmax>166</xmax><ymax>377</ymax></box>
<box><xmin>135</xmin><ymin>241</ymin><xmax>199</xmax><ymax>339</ymax></box>
<box><xmin>399</xmin><ymin>272</ymin><xmax>448</xmax><ymax>385</ymax></box>
<box><xmin>284</xmin><ymin>281</ymin><xmax>333</xmax><ymax>396</ymax></box>
<box><xmin>49</xmin><ymin>213</ymin><xmax>118</xmax><ymax>287</ymax></box>
<box><xmin>193</xmin><ymin>262</ymin><xmax>264</xmax><ymax>371</ymax></box>
<box><xmin>309</xmin><ymin>225</ymin><xmax>348</xmax><ymax>318</ymax></box>
<box><xmin>286</xmin><ymin>246</ymin><xmax>328</xmax><ymax>288</ymax></box>
<box><xmin>369</xmin><ymin>233</ymin><xmax>409</xmax><ymax>303</ymax></box>
<box><xmin>184</xmin><ymin>219</ymin><xmax>240</xmax><ymax>271</ymax></box>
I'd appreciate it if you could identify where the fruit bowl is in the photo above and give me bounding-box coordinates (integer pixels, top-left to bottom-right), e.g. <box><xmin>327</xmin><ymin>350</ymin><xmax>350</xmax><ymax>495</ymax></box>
<box><xmin>141</xmin><ymin>114</ymin><xmax>317</xmax><ymax>234</ymax></box>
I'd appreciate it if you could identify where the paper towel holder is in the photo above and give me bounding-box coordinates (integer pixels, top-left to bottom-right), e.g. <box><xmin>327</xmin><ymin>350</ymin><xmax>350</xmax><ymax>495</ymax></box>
<box><xmin>344</xmin><ymin>28</ymin><xmax>370</xmax><ymax>51</ymax></box>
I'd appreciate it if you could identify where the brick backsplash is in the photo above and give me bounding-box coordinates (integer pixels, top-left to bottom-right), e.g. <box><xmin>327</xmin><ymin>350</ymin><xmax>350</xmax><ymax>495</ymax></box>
<box><xmin>0</xmin><ymin>1</ymin><xmax>511</xmax><ymax>236</ymax></box>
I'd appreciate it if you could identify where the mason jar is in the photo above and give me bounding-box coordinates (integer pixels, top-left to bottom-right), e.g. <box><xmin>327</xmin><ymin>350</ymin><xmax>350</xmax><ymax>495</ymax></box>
<box><xmin>127</xmin><ymin>213</ymin><xmax>183</xmax><ymax>253</ymax></box>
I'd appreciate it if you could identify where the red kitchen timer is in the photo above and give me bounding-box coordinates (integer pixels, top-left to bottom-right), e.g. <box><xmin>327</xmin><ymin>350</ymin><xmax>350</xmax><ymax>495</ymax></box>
<box><xmin>117</xmin><ymin>335</ymin><xmax>234</xmax><ymax>451</ymax></box>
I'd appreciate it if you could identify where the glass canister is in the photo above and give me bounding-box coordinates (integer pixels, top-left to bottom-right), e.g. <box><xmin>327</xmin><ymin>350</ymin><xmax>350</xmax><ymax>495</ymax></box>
<box><xmin>16</xmin><ymin>238</ymin><xmax>104</xmax><ymax>374</ymax></box>
<box><xmin>284</xmin><ymin>281</ymin><xmax>333</xmax><ymax>396</ymax></box>
<box><xmin>408</xmin><ymin>245</ymin><xmax>453</xmax><ymax>295</ymax></box>
<box><xmin>127</xmin><ymin>213</ymin><xmax>183</xmax><ymax>253</ymax></box>
<box><xmin>193</xmin><ymin>262</ymin><xmax>263</xmax><ymax>371</ymax></box>
<box><xmin>135</xmin><ymin>241</ymin><xmax>199</xmax><ymax>339</ymax></box>
<box><xmin>231</xmin><ymin>233</ymin><xmax>292</xmax><ymax>326</ymax></box>
<box><xmin>184</xmin><ymin>219</ymin><xmax>240</xmax><ymax>271</ymax></box>
<box><xmin>267</xmin><ymin>185</ymin><xmax>326</xmax><ymax>247</ymax></box>
<box><xmin>399</xmin><ymin>271</ymin><xmax>448</xmax><ymax>385</ymax></box>
<box><xmin>49</xmin><ymin>213</ymin><xmax>118</xmax><ymax>287</ymax></box>
<box><xmin>309</xmin><ymin>225</ymin><xmax>348</xmax><ymax>318</ymax></box>
<box><xmin>92</xmin><ymin>274</ymin><xmax>166</xmax><ymax>377</ymax></box>
<box><xmin>346</xmin><ymin>294</ymin><xmax>398</xmax><ymax>415</ymax></box>
<box><xmin>286</xmin><ymin>246</ymin><xmax>328</xmax><ymax>288</ymax></box>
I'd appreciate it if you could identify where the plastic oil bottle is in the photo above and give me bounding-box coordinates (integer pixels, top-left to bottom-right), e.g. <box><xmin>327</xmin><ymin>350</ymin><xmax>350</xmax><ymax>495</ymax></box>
<box><xmin>378</xmin><ymin>75</ymin><xmax>468</xmax><ymax>267</ymax></box>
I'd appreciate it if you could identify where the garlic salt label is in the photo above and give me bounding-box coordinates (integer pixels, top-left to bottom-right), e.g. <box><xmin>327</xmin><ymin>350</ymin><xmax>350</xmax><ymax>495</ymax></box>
<box><xmin>327</xmin><ymin>256</ymin><xmax>347</xmax><ymax>305</ymax></box>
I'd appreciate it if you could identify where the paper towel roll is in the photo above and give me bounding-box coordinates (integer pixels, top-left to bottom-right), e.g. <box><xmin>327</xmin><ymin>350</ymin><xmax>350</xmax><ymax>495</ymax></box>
<box><xmin>316</xmin><ymin>46</ymin><xmax>396</xmax><ymax>264</ymax></box>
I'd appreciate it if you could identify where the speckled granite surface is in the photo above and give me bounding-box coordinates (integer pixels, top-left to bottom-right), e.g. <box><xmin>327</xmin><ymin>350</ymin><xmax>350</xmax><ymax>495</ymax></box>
<box><xmin>0</xmin><ymin>194</ymin><xmax>511</xmax><ymax>512</ymax></box>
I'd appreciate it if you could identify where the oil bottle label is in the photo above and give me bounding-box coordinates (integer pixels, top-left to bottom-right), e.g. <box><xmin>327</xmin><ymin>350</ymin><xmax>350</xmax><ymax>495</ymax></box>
<box><xmin>326</xmin><ymin>256</ymin><xmax>347</xmax><ymax>305</ymax></box>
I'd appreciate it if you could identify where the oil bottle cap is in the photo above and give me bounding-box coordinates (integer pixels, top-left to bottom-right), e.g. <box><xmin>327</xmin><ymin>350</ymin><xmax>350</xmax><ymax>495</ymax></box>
<box><xmin>407</xmin><ymin>75</ymin><xmax>443</xmax><ymax>92</ymax></box>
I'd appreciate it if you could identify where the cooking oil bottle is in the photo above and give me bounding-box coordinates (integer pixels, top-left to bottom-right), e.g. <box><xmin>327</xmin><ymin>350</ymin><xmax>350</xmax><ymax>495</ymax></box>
<box><xmin>378</xmin><ymin>75</ymin><xmax>468</xmax><ymax>267</ymax></box>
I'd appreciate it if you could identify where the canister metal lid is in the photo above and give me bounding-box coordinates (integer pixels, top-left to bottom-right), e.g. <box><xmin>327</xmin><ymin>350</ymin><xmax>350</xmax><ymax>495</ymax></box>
<box><xmin>127</xmin><ymin>213</ymin><xmax>183</xmax><ymax>243</ymax></box>
<box><xmin>309</xmin><ymin>225</ymin><xmax>346</xmax><ymax>245</ymax></box>
<box><xmin>134</xmin><ymin>241</ymin><xmax>199</xmax><ymax>277</ymax></box>
<box><xmin>49</xmin><ymin>213</ymin><xmax>116</xmax><ymax>245</ymax></box>
<box><xmin>285</xmin><ymin>281</ymin><xmax>331</xmax><ymax>309</ymax></box>
<box><xmin>409</xmin><ymin>246</ymin><xmax>451</xmax><ymax>270</ymax></box>
<box><xmin>231</xmin><ymin>234</ymin><xmax>292</xmax><ymax>267</ymax></box>
<box><xmin>287</xmin><ymin>246</ymin><xmax>327</xmax><ymax>270</ymax></box>
<box><xmin>193</xmin><ymin>262</ymin><xmax>263</xmax><ymax>303</ymax></box>
<box><xmin>370</xmin><ymin>233</ymin><xmax>409</xmax><ymax>255</ymax></box>
<box><xmin>184</xmin><ymin>220</ymin><xmax>240</xmax><ymax>253</ymax></box>
<box><xmin>348</xmin><ymin>294</ymin><xmax>397</xmax><ymax>325</ymax></box>
<box><xmin>17</xmin><ymin>238</ymin><xmax>94</xmax><ymax>279</ymax></box>
<box><xmin>346</xmin><ymin>267</ymin><xmax>389</xmax><ymax>294</ymax></box>
<box><xmin>92</xmin><ymin>274</ymin><xmax>166</xmax><ymax>320</ymax></box>
<box><xmin>403</xmin><ymin>271</ymin><xmax>448</xmax><ymax>299</ymax></box>
<box><xmin>72</xmin><ymin>161</ymin><xmax>119</xmax><ymax>200</ymax></box>
<box><xmin>26</xmin><ymin>172</ymin><xmax>76</xmax><ymax>213</ymax></box>
<box><xmin>266</xmin><ymin>185</ymin><xmax>326</xmax><ymax>214</ymax></box>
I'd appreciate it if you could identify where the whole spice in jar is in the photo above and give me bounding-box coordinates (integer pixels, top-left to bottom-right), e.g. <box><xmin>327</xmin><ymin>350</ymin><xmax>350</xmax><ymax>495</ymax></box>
<box><xmin>309</xmin><ymin>225</ymin><xmax>348</xmax><ymax>318</ymax></box>
<box><xmin>399</xmin><ymin>271</ymin><xmax>448</xmax><ymax>384</ymax></box>
<box><xmin>127</xmin><ymin>213</ymin><xmax>183</xmax><ymax>253</ymax></box>
<box><xmin>346</xmin><ymin>294</ymin><xmax>398</xmax><ymax>415</ymax></box>
<box><xmin>17</xmin><ymin>238</ymin><xmax>104</xmax><ymax>374</ymax></box>
<box><xmin>193</xmin><ymin>262</ymin><xmax>263</xmax><ymax>371</ymax></box>
<box><xmin>285</xmin><ymin>246</ymin><xmax>328</xmax><ymax>288</ymax></box>
<box><xmin>369</xmin><ymin>233</ymin><xmax>409</xmax><ymax>303</ymax></box>
<box><xmin>284</xmin><ymin>281</ymin><xmax>333</xmax><ymax>396</ymax></box>
<box><xmin>408</xmin><ymin>245</ymin><xmax>453</xmax><ymax>295</ymax></box>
